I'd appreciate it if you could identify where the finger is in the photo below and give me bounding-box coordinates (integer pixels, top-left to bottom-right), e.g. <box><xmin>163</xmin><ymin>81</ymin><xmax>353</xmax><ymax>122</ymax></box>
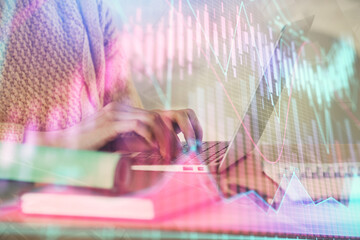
<box><xmin>121</xmin><ymin>111</ymin><xmax>174</xmax><ymax>161</ymax></box>
<box><xmin>174</xmin><ymin>111</ymin><xmax>197</xmax><ymax>151</ymax></box>
<box><xmin>154</xmin><ymin>110</ymin><xmax>174</xmax><ymax>131</ymax></box>
<box><xmin>113</xmin><ymin>135</ymin><xmax>154</xmax><ymax>153</ymax></box>
<box><xmin>113</xmin><ymin>120</ymin><xmax>157</xmax><ymax>149</ymax></box>
<box><xmin>105</xmin><ymin>110</ymin><xmax>169</xmax><ymax>158</ymax></box>
<box><xmin>143</xmin><ymin>112</ymin><xmax>179</xmax><ymax>161</ymax></box>
<box><xmin>105</xmin><ymin>107</ymin><xmax>180</xmax><ymax>160</ymax></box>
<box><xmin>115</xmin><ymin>113</ymin><xmax>165</xmax><ymax>151</ymax></box>
<box><xmin>154</xmin><ymin>111</ymin><xmax>183</xmax><ymax>158</ymax></box>
<box><xmin>186</xmin><ymin>109</ymin><xmax>203</xmax><ymax>143</ymax></box>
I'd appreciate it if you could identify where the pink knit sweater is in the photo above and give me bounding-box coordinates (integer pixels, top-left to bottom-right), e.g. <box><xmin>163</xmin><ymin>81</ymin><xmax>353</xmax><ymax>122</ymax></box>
<box><xmin>0</xmin><ymin>0</ymin><xmax>141</xmax><ymax>142</ymax></box>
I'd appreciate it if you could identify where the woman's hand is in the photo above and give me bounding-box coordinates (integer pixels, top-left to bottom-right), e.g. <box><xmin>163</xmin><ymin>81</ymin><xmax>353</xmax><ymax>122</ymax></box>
<box><xmin>153</xmin><ymin>108</ymin><xmax>203</xmax><ymax>151</ymax></box>
<box><xmin>25</xmin><ymin>103</ymin><xmax>203</xmax><ymax>161</ymax></box>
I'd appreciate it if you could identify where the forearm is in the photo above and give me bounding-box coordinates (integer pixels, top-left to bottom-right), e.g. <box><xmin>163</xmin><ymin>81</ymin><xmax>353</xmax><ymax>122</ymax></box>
<box><xmin>24</xmin><ymin>130</ymin><xmax>69</xmax><ymax>149</ymax></box>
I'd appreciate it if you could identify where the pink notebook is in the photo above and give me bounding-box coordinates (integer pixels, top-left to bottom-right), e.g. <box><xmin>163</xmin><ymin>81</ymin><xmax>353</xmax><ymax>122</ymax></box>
<box><xmin>21</xmin><ymin>163</ymin><xmax>221</xmax><ymax>221</ymax></box>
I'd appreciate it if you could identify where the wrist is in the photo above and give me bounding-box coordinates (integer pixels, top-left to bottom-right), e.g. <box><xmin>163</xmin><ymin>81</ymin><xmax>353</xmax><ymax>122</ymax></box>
<box><xmin>24</xmin><ymin>130</ymin><xmax>66</xmax><ymax>149</ymax></box>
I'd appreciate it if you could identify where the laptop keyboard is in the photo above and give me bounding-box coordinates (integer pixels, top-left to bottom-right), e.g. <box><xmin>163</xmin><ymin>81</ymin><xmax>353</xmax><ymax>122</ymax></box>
<box><xmin>180</xmin><ymin>141</ymin><xmax>229</xmax><ymax>165</ymax></box>
<box><xmin>132</xmin><ymin>141</ymin><xmax>229</xmax><ymax>166</ymax></box>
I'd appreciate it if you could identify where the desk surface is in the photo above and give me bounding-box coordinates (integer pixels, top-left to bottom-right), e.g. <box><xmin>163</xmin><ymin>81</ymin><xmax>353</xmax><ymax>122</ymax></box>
<box><xmin>0</xmin><ymin>174</ymin><xmax>359</xmax><ymax>240</ymax></box>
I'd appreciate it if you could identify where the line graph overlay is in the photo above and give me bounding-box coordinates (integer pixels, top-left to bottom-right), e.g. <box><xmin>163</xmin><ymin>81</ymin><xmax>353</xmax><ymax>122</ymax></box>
<box><xmin>169</xmin><ymin>162</ymin><xmax>360</xmax><ymax>237</ymax></box>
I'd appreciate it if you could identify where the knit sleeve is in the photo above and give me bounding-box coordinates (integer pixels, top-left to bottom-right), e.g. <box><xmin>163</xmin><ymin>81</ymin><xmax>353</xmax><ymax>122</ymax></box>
<box><xmin>0</xmin><ymin>123</ymin><xmax>25</xmax><ymax>143</ymax></box>
<box><xmin>99</xmin><ymin>0</ymin><xmax>143</xmax><ymax>108</ymax></box>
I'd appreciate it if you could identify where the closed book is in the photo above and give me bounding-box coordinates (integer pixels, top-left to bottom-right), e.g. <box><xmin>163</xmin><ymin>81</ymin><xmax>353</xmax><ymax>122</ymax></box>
<box><xmin>21</xmin><ymin>160</ymin><xmax>221</xmax><ymax>220</ymax></box>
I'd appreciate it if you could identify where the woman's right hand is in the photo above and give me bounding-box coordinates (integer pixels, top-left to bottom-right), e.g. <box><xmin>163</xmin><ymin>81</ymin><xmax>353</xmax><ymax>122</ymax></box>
<box><xmin>25</xmin><ymin>102</ymin><xmax>182</xmax><ymax>161</ymax></box>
